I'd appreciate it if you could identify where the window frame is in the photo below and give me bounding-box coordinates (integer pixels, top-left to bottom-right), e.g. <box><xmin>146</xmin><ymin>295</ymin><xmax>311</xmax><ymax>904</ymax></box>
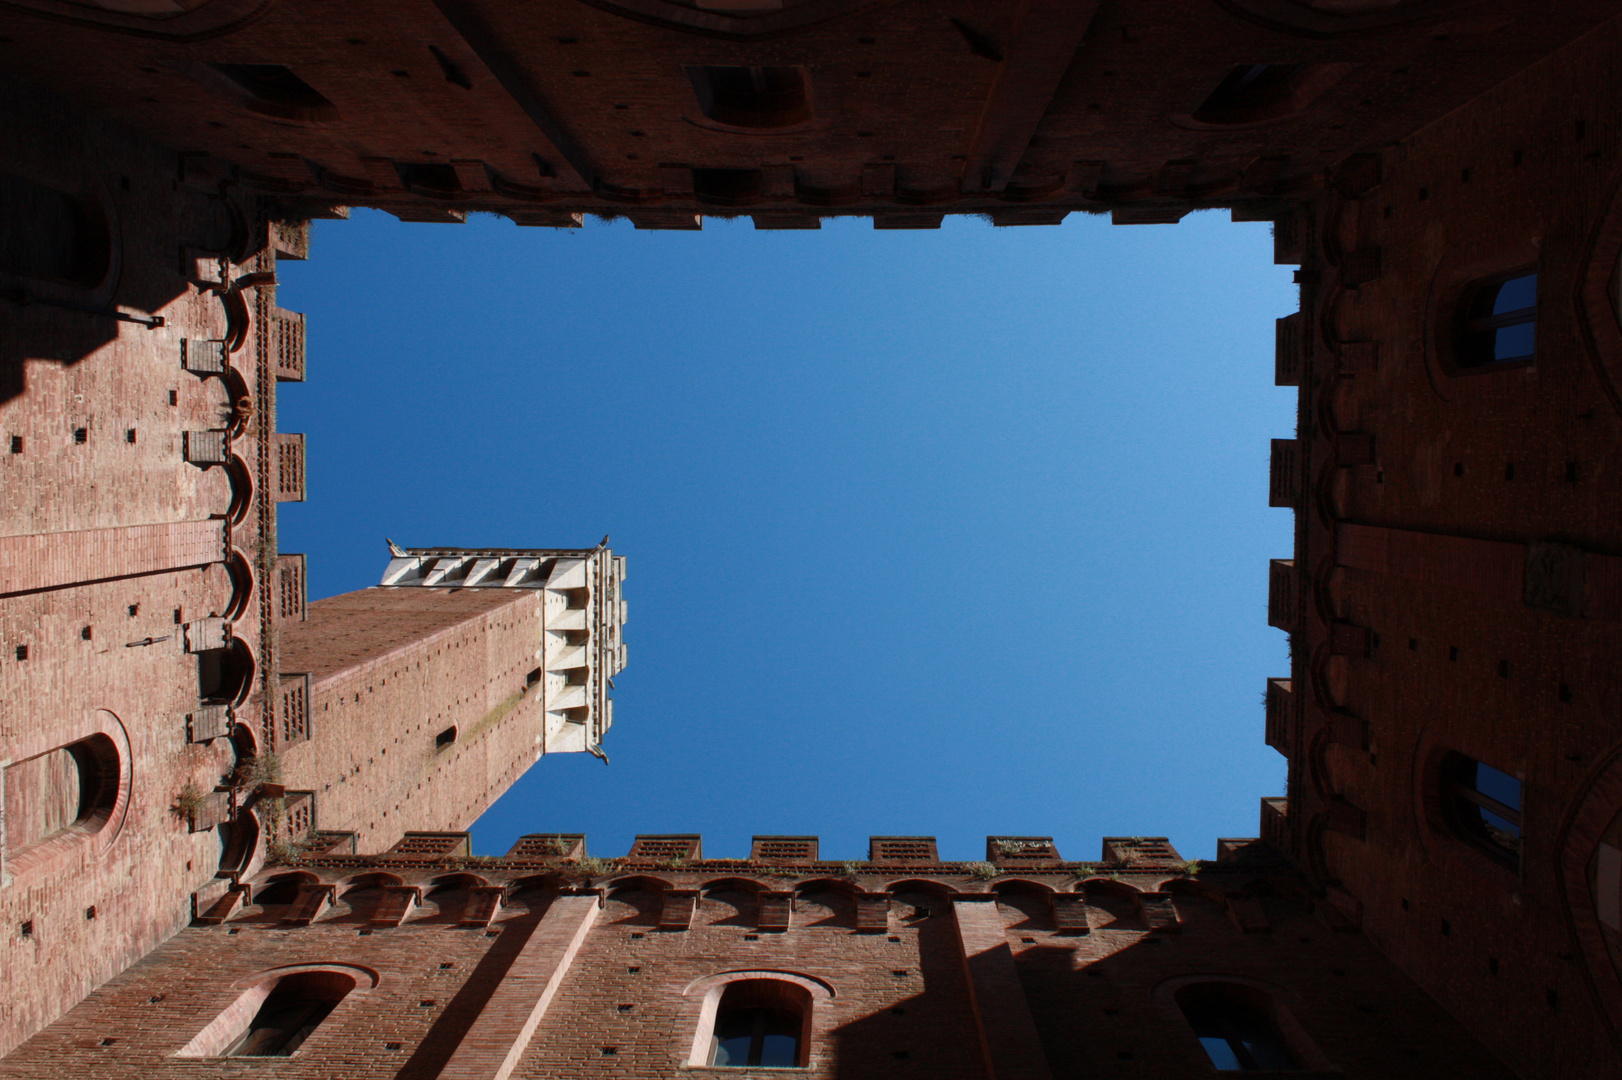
<box><xmin>682</xmin><ymin>970</ymin><xmax>832</xmax><ymax>1071</ymax></box>
<box><xmin>173</xmin><ymin>963</ymin><xmax>378</xmax><ymax>1060</ymax></box>
<box><xmin>1156</xmin><ymin>976</ymin><xmax>1330</xmax><ymax>1074</ymax></box>
<box><xmin>1440</xmin><ymin>752</ymin><xmax>1523</xmax><ymax>867</ymax></box>
<box><xmin>1449</xmin><ymin>268</ymin><xmax>1538</xmax><ymax>373</ymax></box>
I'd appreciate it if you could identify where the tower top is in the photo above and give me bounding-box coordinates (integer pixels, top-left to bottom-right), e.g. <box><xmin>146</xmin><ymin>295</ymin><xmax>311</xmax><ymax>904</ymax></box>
<box><xmin>377</xmin><ymin>542</ymin><xmax>627</xmax><ymax>751</ymax></box>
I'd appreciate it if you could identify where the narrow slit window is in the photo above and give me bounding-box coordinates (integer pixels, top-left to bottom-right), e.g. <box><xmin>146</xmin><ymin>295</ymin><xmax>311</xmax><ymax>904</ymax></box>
<box><xmin>435</xmin><ymin>726</ymin><xmax>457</xmax><ymax>749</ymax></box>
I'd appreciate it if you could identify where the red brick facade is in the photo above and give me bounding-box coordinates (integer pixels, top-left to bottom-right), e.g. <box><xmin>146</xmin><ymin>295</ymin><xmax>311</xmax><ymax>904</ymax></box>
<box><xmin>279</xmin><ymin>587</ymin><xmax>552</xmax><ymax>854</ymax></box>
<box><xmin>1266</xmin><ymin>20</ymin><xmax>1622</xmax><ymax>1080</ymax></box>
<box><xmin>0</xmin><ymin>836</ymin><xmax>1521</xmax><ymax>1080</ymax></box>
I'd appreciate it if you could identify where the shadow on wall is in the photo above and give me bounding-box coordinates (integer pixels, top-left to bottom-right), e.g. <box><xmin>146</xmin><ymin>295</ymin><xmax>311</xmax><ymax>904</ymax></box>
<box><xmin>0</xmin><ymin>134</ymin><xmax>265</xmax><ymax>404</ymax></box>
<box><xmin>392</xmin><ymin>889</ymin><xmax>558</xmax><ymax>1080</ymax></box>
<box><xmin>826</xmin><ymin>888</ymin><xmax>983</xmax><ymax>1080</ymax></box>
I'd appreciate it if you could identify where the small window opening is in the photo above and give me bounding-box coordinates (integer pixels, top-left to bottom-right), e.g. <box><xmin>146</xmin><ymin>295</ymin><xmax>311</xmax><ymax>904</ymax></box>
<box><xmin>1456</xmin><ymin>271</ymin><xmax>1536</xmax><ymax>368</ymax></box>
<box><xmin>435</xmin><ymin>726</ymin><xmax>457</xmax><ymax>749</ymax></box>
<box><xmin>709</xmin><ymin>980</ymin><xmax>807</xmax><ymax>1068</ymax></box>
<box><xmin>1191</xmin><ymin>64</ymin><xmax>1344</xmax><ymax>125</ymax></box>
<box><xmin>9</xmin><ymin>436</ymin><xmax>21</xmax><ymax>453</ymax></box>
<box><xmin>1441</xmin><ymin>753</ymin><xmax>1522</xmax><ymax>863</ymax></box>
<box><xmin>1177</xmin><ymin>984</ymin><xmax>1302</xmax><ymax>1071</ymax></box>
<box><xmin>687</xmin><ymin>66</ymin><xmax>811</xmax><ymax>129</ymax></box>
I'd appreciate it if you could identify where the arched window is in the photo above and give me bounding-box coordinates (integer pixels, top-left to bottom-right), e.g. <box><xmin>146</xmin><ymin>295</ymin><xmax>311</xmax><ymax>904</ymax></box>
<box><xmin>225</xmin><ymin>972</ymin><xmax>349</xmax><ymax>1056</ymax></box>
<box><xmin>1456</xmin><ymin>271</ymin><xmax>1537</xmax><ymax>369</ymax></box>
<box><xmin>1441</xmin><ymin>753</ymin><xmax>1522</xmax><ymax>863</ymax></box>
<box><xmin>177</xmin><ymin>965</ymin><xmax>373</xmax><ymax>1058</ymax></box>
<box><xmin>708</xmin><ymin>980</ymin><xmax>807</xmax><ymax>1067</ymax></box>
<box><xmin>1</xmin><ymin>734</ymin><xmax>121</xmax><ymax>872</ymax></box>
<box><xmin>1177</xmin><ymin>983</ymin><xmax>1303</xmax><ymax>1071</ymax></box>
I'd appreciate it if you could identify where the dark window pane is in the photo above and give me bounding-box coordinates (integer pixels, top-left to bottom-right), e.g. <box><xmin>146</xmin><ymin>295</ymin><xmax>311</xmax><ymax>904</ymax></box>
<box><xmin>1492</xmin><ymin>272</ymin><xmax>1537</xmax><ymax>315</ymax></box>
<box><xmin>1200</xmin><ymin>1036</ymin><xmax>1244</xmax><ymax>1070</ymax></box>
<box><xmin>1493</xmin><ymin>322</ymin><xmax>1535</xmax><ymax>362</ymax></box>
<box><xmin>1475</xmin><ymin>763</ymin><xmax>1522</xmax><ymax>811</ymax></box>
<box><xmin>1479</xmin><ymin>807</ymin><xmax>1521</xmax><ymax>843</ymax></box>
<box><xmin>1240</xmin><ymin>1033</ymin><xmax>1300</xmax><ymax>1070</ymax></box>
<box><xmin>712</xmin><ymin>1034</ymin><xmax>752</xmax><ymax>1066</ymax></box>
<box><xmin>759</xmin><ymin>1034</ymin><xmax>799</xmax><ymax>1067</ymax></box>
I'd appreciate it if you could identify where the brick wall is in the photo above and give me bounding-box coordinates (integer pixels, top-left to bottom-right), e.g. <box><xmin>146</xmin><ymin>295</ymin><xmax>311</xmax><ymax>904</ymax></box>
<box><xmin>0</xmin><ymin>74</ymin><xmax>300</xmax><ymax>1058</ymax></box>
<box><xmin>278</xmin><ymin>588</ymin><xmax>553</xmax><ymax>854</ymax></box>
<box><xmin>1273</xmin><ymin>19</ymin><xmax>1622</xmax><ymax>1080</ymax></box>
<box><xmin>0</xmin><ymin>2</ymin><xmax>1615</xmax><ymax>226</ymax></box>
<box><xmin>0</xmin><ymin>840</ymin><xmax>1517</xmax><ymax>1079</ymax></box>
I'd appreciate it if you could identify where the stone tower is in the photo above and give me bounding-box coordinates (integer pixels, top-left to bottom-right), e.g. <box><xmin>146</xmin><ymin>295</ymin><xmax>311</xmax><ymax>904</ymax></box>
<box><xmin>275</xmin><ymin>544</ymin><xmax>628</xmax><ymax>856</ymax></box>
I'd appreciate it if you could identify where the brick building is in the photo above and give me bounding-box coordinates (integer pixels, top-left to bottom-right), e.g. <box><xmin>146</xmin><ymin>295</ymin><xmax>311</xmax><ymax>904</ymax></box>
<box><xmin>0</xmin><ymin>833</ymin><xmax>1525</xmax><ymax>1080</ymax></box>
<box><xmin>3</xmin><ymin>0</ymin><xmax>1622</xmax><ymax>1077</ymax></box>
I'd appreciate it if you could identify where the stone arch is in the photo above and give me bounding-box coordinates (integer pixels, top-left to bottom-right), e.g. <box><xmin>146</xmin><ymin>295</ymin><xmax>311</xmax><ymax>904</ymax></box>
<box><xmin>340</xmin><ymin>871</ymin><xmax>403</xmax><ymax>897</ymax></box>
<box><xmin>1152</xmin><ymin>973</ymin><xmax>1334</xmax><ymax>1072</ymax></box>
<box><xmin>699</xmin><ymin>878</ymin><xmax>762</xmax><ymax>927</ymax></box>
<box><xmin>792</xmin><ymin>882</ymin><xmax>854</xmax><ymax>929</ymax></box>
<box><xmin>215</xmin><ymin>804</ymin><xmax>260</xmax><ymax>880</ymax></box>
<box><xmin>1079</xmin><ymin>878</ymin><xmax>1147</xmax><ymax>930</ymax></box>
<box><xmin>253</xmin><ymin>871</ymin><xmax>320</xmax><ymax>908</ymax></box>
<box><xmin>602</xmin><ymin>875</ymin><xmax>671</xmax><ymax>926</ymax></box>
<box><xmin>581</xmin><ymin>0</ymin><xmax>880</xmax><ymax>40</ymax></box>
<box><xmin>1556</xmin><ymin>740</ymin><xmax>1622</xmax><ymax>1048</ymax></box>
<box><xmin>197</xmin><ymin>637</ymin><xmax>255</xmax><ymax>707</ymax></box>
<box><xmin>880</xmin><ymin>877</ymin><xmax>961</xmax><ymax>897</ymax></box>
<box><xmin>1576</xmin><ymin>165</ymin><xmax>1622</xmax><ymax>417</ymax></box>
<box><xmin>993</xmin><ymin>879</ymin><xmax>1057</xmax><ymax>930</ymax></box>
<box><xmin>223</xmin><ymin>453</ymin><xmax>254</xmax><ymax>526</ymax></box>
<box><xmin>221</xmin><ymin>549</ymin><xmax>255</xmax><ymax>621</ymax></box>
<box><xmin>420</xmin><ymin>873</ymin><xmax>491</xmax><ymax>921</ymax></box>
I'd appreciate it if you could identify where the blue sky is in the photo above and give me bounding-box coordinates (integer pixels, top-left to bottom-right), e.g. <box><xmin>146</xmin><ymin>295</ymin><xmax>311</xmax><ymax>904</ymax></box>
<box><xmin>275</xmin><ymin>208</ymin><xmax>1296</xmax><ymax>863</ymax></box>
